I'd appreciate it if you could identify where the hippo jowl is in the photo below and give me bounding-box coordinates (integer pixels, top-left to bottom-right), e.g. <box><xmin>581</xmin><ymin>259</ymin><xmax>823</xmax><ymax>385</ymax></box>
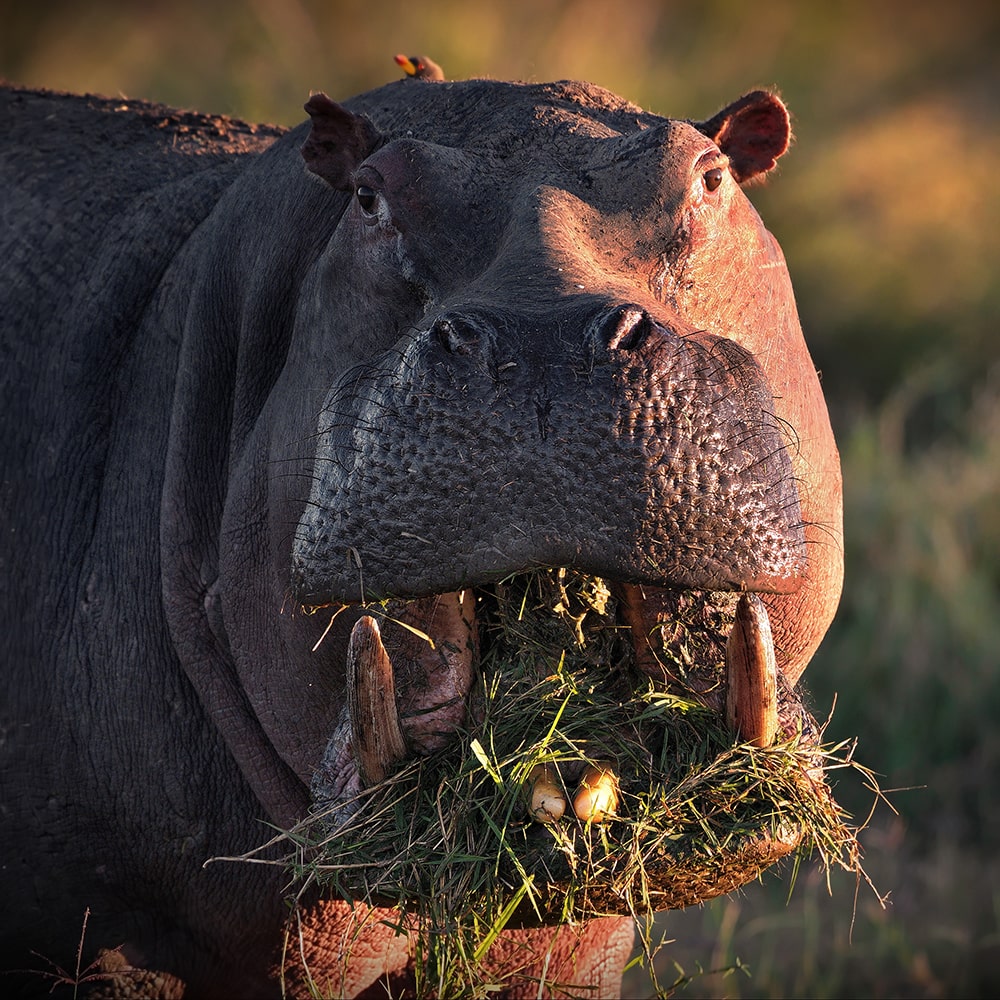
<box><xmin>0</xmin><ymin>66</ymin><xmax>841</xmax><ymax>998</ymax></box>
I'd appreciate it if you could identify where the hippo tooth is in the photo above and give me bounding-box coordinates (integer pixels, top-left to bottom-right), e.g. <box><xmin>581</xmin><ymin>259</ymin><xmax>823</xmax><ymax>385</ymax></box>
<box><xmin>725</xmin><ymin>593</ymin><xmax>779</xmax><ymax>748</ymax></box>
<box><xmin>572</xmin><ymin>763</ymin><xmax>619</xmax><ymax>824</ymax></box>
<box><xmin>526</xmin><ymin>763</ymin><xmax>567</xmax><ymax>823</ymax></box>
<box><xmin>347</xmin><ymin>615</ymin><xmax>408</xmax><ymax>786</ymax></box>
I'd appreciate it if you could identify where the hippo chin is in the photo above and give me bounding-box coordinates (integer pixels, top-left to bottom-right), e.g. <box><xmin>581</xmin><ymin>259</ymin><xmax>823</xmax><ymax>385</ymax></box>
<box><xmin>1</xmin><ymin>66</ymin><xmax>841</xmax><ymax>999</ymax></box>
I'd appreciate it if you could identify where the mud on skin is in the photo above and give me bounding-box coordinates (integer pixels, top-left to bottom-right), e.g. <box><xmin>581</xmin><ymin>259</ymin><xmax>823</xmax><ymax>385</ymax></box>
<box><xmin>1</xmin><ymin>63</ymin><xmax>841</xmax><ymax>999</ymax></box>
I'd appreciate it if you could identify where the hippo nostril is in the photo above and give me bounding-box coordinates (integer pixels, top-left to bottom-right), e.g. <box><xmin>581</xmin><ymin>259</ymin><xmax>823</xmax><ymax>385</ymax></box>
<box><xmin>601</xmin><ymin>306</ymin><xmax>654</xmax><ymax>352</ymax></box>
<box><xmin>432</xmin><ymin>316</ymin><xmax>479</xmax><ymax>357</ymax></box>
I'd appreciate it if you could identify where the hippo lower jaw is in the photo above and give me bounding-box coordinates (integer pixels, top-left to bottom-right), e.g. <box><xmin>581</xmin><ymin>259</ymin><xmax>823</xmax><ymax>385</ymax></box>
<box><xmin>311</xmin><ymin>572</ymin><xmax>785</xmax><ymax>820</ymax></box>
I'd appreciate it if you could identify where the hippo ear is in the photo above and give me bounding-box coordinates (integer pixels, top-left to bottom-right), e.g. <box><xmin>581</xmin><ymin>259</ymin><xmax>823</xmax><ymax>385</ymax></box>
<box><xmin>697</xmin><ymin>90</ymin><xmax>790</xmax><ymax>185</ymax></box>
<box><xmin>301</xmin><ymin>93</ymin><xmax>383</xmax><ymax>191</ymax></box>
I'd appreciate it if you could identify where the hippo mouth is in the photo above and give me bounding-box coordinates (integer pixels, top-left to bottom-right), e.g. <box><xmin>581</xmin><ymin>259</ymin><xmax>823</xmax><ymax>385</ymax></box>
<box><xmin>311</xmin><ymin>572</ymin><xmax>800</xmax><ymax>804</ymax></box>
<box><xmin>306</xmin><ymin>565</ymin><xmax>825</xmax><ymax>917</ymax></box>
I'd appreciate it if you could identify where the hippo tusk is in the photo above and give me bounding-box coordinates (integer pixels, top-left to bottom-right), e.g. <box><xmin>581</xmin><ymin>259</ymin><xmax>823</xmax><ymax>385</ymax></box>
<box><xmin>725</xmin><ymin>593</ymin><xmax>779</xmax><ymax>748</ymax></box>
<box><xmin>347</xmin><ymin>615</ymin><xmax>408</xmax><ymax>786</ymax></box>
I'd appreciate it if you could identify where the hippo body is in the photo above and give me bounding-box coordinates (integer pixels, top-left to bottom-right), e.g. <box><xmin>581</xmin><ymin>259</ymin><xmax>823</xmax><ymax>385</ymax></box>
<box><xmin>0</xmin><ymin>74</ymin><xmax>841</xmax><ymax>997</ymax></box>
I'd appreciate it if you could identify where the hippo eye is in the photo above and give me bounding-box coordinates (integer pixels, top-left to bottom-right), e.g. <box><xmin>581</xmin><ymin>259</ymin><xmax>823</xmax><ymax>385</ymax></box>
<box><xmin>355</xmin><ymin>184</ymin><xmax>379</xmax><ymax>216</ymax></box>
<box><xmin>703</xmin><ymin>167</ymin><xmax>724</xmax><ymax>193</ymax></box>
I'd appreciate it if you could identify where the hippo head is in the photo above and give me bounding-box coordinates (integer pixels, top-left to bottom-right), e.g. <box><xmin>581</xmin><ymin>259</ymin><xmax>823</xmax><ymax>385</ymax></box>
<box><xmin>277</xmin><ymin>79</ymin><xmax>842</xmax><ymax>811</ymax></box>
<box><xmin>206</xmin><ymin>77</ymin><xmax>842</xmax><ymax>868</ymax></box>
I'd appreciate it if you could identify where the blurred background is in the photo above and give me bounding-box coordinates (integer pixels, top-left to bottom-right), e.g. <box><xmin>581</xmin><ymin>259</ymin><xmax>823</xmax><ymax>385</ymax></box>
<box><xmin>4</xmin><ymin>0</ymin><xmax>998</xmax><ymax>995</ymax></box>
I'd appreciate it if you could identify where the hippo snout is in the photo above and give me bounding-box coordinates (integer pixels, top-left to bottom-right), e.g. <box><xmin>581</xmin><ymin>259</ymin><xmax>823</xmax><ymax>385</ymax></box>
<box><xmin>292</xmin><ymin>299</ymin><xmax>805</xmax><ymax>607</ymax></box>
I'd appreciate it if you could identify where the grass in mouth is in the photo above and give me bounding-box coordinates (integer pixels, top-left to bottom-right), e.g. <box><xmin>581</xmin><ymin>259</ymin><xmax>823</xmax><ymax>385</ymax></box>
<box><xmin>249</xmin><ymin>570</ymin><xmax>874</xmax><ymax>997</ymax></box>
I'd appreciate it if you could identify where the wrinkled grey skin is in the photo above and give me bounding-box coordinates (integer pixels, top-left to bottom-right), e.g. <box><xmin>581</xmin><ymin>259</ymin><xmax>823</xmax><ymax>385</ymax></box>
<box><xmin>0</xmin><ymin>74</ymin><xmax>841</xmax><ymax>998</ymax></box>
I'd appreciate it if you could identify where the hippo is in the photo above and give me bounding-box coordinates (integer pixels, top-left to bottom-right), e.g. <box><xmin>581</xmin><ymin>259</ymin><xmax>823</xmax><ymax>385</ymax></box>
<box><xmin>0</xmin><ymin>63</ymin><xmax>842</xmax><ymax>999</ymax></box>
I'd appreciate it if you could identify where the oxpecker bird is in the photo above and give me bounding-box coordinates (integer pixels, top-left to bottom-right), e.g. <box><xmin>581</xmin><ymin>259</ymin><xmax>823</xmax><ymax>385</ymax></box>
<box><xmin>394</xmin><ymin>53</ymin><xmax>445</xmax><ymax>81</ymax></box>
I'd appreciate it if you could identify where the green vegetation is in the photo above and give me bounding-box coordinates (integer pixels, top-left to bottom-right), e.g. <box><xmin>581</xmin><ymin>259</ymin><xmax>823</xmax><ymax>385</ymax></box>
<box><xmin>6</xmin><ymin>1</ymin><xmax>997</xmax><ymax>995</ymax></box>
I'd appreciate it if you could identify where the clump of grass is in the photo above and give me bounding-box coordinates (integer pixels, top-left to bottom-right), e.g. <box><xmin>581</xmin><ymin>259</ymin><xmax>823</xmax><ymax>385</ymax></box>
<box><xmin>267</xmin><ymin>570</ymin><xmax>867</xmax><ymax>996</ymax></box>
